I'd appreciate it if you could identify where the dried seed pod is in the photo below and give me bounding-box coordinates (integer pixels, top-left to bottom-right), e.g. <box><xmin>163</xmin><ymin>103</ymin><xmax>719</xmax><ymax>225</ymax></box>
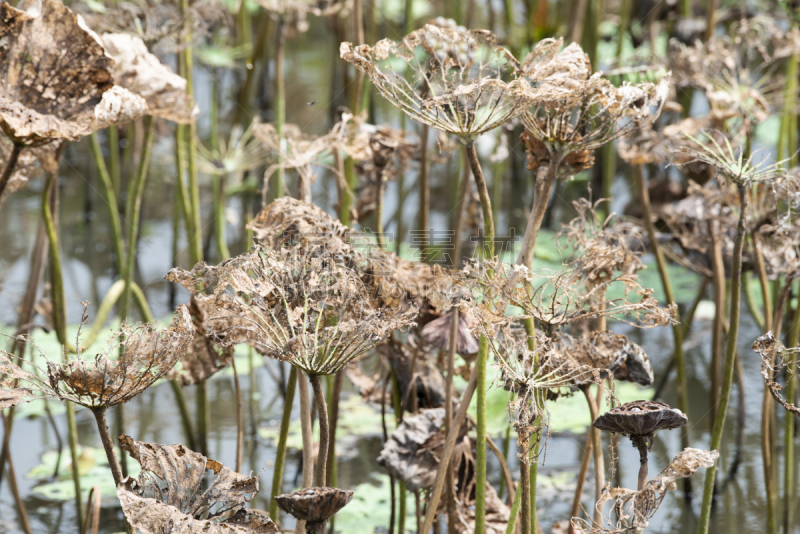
<box><xmin>593</xmin><ymin>400</ymin><xmax>688</xmax><ymax>491</ymax></box>
<box><xmin>117</xmin><ymin>435</ymin><xmax>276</xmax><ymax>533</ymax></box>
<box><xmin>275</xmin><ymin>487</ymin><xmax>353</xmax><ymax>534</ymax></box>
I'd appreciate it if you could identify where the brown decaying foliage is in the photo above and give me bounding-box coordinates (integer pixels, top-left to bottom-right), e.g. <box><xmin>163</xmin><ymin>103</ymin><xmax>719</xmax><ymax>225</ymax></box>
<box><xmin>753</xmin><ymin>332</ymin><xmax>800</xmax><ymax>417</ymax></box>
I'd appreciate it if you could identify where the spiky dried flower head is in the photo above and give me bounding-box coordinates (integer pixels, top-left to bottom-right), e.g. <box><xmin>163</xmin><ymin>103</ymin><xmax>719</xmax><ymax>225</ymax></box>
<box><xmin>572</xmin><ymin>447</ymin><xmax>718</xmax><ymax>533</ymax></box>
<box><xmin>0</xmin><ymin>0</ymin><xmax>147</xmax><ymax>146</ymax></box>
<box><xmin>101</xmin><ymin>33</ymin><xmax>198</xmax><ymax>123</ymax></box>
<box><xmin>197</xmin><ymin>121</ymin><xmax>270</xmax><ymax>177</ymax></box>
<box><xmin>246</xmin><ymin>196</ymin><xmax>454</xmax><ymax>314</ymax></box>
<box><xmin>165</xmin><ymin>245</ymin><xmax>418</xmax><ymax>376</ymax></box>
<box><xmin>340</xmin><ymin>22</ymin><xmax>530</xmax><ymax>142</ymax></box>
<box><xmin>117</xmin><ymin>435</ymin><xmax>277</xmax><ymax>533</ymax></box>
<box><xmin>753</xmin><ymin>332</ymin><xmax>800</xmax><ymax>417</ymax></box>
<box><xmin>521</xmin><ymin>38</ymin><xmax>670</xmax><ymax>168</ymax></box>
<box><xmin>676</xmin><ymin>132</ymin><xmax>790</xmax><ymax>187</ymax></box>
<box><xmin>0</xmin><ymin>306</ymin><xmax>193</xmax><ymax>410</ymax></box>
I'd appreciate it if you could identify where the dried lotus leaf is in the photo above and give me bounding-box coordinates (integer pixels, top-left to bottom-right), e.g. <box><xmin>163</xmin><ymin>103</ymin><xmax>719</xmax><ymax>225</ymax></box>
<box><xmin>118</xmin><ymin>435</ymin><xmax>276</xmax><ymax>533</ymax></box>
<box><xmin>101</xmin><ymin>33</ymin><xmax>198</xmax><ymax>123</ymax></box>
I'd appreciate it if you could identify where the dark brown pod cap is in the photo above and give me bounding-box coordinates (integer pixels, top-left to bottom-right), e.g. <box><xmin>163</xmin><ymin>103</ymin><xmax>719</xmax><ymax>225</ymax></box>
<box><xmin>592</xmin><ymin>400</ymin><xmax>687</xmax><ymax>437</ymax></box>
<box><xmin>274</xmin><ymin>487</ymin><xmax>353</xmax><ymax>523</ymax></box>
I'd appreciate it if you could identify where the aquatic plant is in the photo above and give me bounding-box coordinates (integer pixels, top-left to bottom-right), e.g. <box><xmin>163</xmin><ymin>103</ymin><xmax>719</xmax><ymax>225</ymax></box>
<box><xmin>117</xmin><ymin>435</ymin><xmax>277</xmax><ymax>533</ymax></box>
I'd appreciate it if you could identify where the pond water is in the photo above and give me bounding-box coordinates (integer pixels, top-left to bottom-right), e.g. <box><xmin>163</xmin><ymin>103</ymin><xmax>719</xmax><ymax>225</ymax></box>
<box><xmin>0</xmin><ymin>13</ymin><xmax>786</xmax><ymax>534</ymax></box>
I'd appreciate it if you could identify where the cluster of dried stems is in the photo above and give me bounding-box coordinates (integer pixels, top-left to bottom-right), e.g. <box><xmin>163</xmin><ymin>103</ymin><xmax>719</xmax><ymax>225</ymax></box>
<box><xmin>5</xmin><ymin>1</ymin><xmax>800</xmax><ymax>534</ymax></box>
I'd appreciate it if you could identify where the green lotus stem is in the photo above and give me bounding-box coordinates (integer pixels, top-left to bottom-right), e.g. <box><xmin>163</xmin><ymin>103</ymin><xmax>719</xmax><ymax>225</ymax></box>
<box><xmin>698</xmin><ymin>184</ymin><xmax>748</xmax><ymax>534</ymax></box>
<box><xmin>446</xmin><ymin>309</ymin><xmax>459</xmax><ymax>533</ymax></box>
<box><xmin>709</xmin><ymin>222</ymin><xmax>725</xmax><ymax>431</ymax></box>
<box><xmin>269</xmin><ymin>366</ymin><xmax>297</xmax><ymax>521</ymax></box>
<box><xmin>108</xmin><ymin>125</ymin><xmax>121</xmax><ymax>194</ymax></box>
<box><xmin>784</xmin><ymin>290</ymin><xmax>800</xmax><ymax>533</ymax></box>
<box><xmin>298</xmin><ymin>370</ymin><xmax>314</xmax><ymax>492</ymax></box>
<box><xmin>600</xmin><ymin>143</ymin><xmax>616</xmax><ymax>219</ymax></box>
<box><xmin>633</xmin><ymin>165</ymin><xmax>691</xmax><ymax>491</ymax></box>
<box><xmin>325</xmin><ymin>371</ymin><xmax>343</xmax><ymax>491</ymax></box>
<box><xmin>743</xmin><ymin>271</ymin><xmax>765</xmax><ymax>331</ymax></box>
<box><xmin>340</xmin><ymin>156</ymin><xmax>357</xmax><ymax>226</ymax></box>
<box><xmin>498</xmin><ymin>421</ymin><xmax>512</xmax><ymax>501</ymax></box>
<box><xmin>213</xmin><ymin>175</ymin><xmax>231</xmax><ymax>259</ymax></box>
<box><xmin>234</xmin><ymin>13</ymin><xmax>270</xmax><ymax>127</ymax></box>
<box><xmin>0</xmin><ymin>141</ymin><xmax>22</xmax><ymax>199</ymax></box>
<box><xmin>505</xmin><ymin>457</ymin><xmax>523</xmax><ymax>534</ymax></box>
<box><xmin>518</xmin><ymin>429</ymin><xmax>532</xmax><ymax>534</ymax></box>
<box><xmin>90</xmin><ymin>133</ymin><xmax>125</xmax><ymax>268</ymax></box>
<box><xmin>705</xmin><ymin>0</ymin><xmax>717</xmax><ymax>40</ymax></box>
<box><xmin>517</xmin><ymin>160</ymin><xmax>558</xmax><ymax>269</ymax></box>
<box><xmin>376</xmin><ymin>173</ymin><xmax>387</xmax><ymax>249</ymax></box>
<box><xmin>524</xmin><ymin>317</ymin><xmax>540</xmax><ymax>534</ymax></box>
<box><xmin>390</xmin><ymin>371</ymin><xmax>406</xmax><ymax>534</ymax></box>
<box><xmin>581</xmin><ymin>0</ymin><xmax>599</xmax><ymax>66</ymax></box>
<box><xmin>42</xmin><ymin>171</ymin><xmax>83</xmax><ymax>531</ymax></box>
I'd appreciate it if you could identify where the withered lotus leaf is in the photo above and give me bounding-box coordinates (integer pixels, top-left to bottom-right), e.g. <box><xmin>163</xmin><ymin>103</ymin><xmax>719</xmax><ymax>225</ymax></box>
<box><xmin>0</xmin><ymin>0</ymin><xmax>146</xmax><ymax>146</ymax></box>
<box><xmin>275</xmin><ymin>487</ymin><xmax>353</xmax><ymax>523</ymax></box>
<box><xmin>592</xmin><ymin>400</ymin><xmax>687</xmax><ymax>438</ymax></box>
<box><xmin>753</xmin><ymin>332</ymin><xmax>800</xmax><ymax>417</ymax></box>
<box><xmin>101</xmin><ymin>33</ymin><xmax>199</xmax><ymax>124</ymax></box>
<box><xmin>0</xmin><ymin>306</ymin><xmax>193</xmax><ymax>409</ymax></box>
<box><xmin>420</xmin><ymin>308</ymin><xmax>480</xmax><ymax>354</ymax></box>
<box><xmin>117</xmin><ymin>435</ymin><xmax>276</xmax><ymax>533</ymax></box>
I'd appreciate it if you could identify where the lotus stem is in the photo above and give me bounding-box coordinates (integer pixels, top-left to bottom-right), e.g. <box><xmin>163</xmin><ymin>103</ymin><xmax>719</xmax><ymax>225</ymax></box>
<box><xmin>418</xmin><ymin>125</ymin><xmax>430</xmax><ymax>261</ymax></box>
<box><xmin>633</xmin><ymin>164</ymin><xmax>691</xmax><ymax>495</ymax></box>
<box><xmin>380</xmin><ymin>374</ymin><xmax>396</xmax><ymax>534</ymax></box>
<box><xmin>570</xmin><ymin>427</ymin><xmax>594</xmax><ymax>520</ymax></box>
<box><xmin>705</xmin><ymin>0</ymin><xmax>717</xmax><ymax>40</ymax></box>
<box><xmin>709</xmin><ymin>221</ymin><xmax>725</xmax><ymax>432</ymax></box>
<box><xmin>498</xmin><ymin>421</ymin><xmax>512</xmax><ymax>501</ymax></box>
<box><xmin>298</xmin><ymin>370</ymin><xmax>314</xmax><ymax>490</ymax></box>
<box><xmin>197</xmin><ymin>381</ymin><xmax>209</xmax><ymax>457</ymax></box>
<box><xmin>274</xmin><ymin>16</ymin><xmax>286</xmax><ymax>199</ymax></box>
<box><xmin>326</xmin><ymin>370</ymin><xmax>343</xmax><ymax>488</ymax></box>
<box><xmin>421</xmin><ymin>360</ymin><xmax>478</xmax><ymax>534</ymax></box>
<box><xmin>390</xmin><ymin>371</ymin><xmax>407</xmax><ymax>534</ymax></box>
<box><xmin>81</xmin><ymin>486</ymin><xmax>101</xmax><ymax>534</ymax></box>
<box><xmin>43</xmin><ymin>165</ymin><xmax>83</xmax><ymax>530</ymax></box>
<box><xmin>212</xmin><ymin>175</ymin><xmax>231</xmax><ymax>259</ymax></box>
<box><xmin>517</xmin><ymin>160</ymin><xmax>558</xmax><ymax>269</ymax></box>
<box><xmin>0</xmin><ymin>141</ymin><xmax>22</xmax><ymax>199</ymax></box>
<box><xmin>92</xmin><ymin>408</ymin><xmax>133</xmax><ymax>534</ymax></box>
<box><xmin>309</xmin><ymin>374</ymin><xmax>329</xmax><ymax>488</ymax></box>
<box><xmin>174</xmin><ymin>120</ymin><xmax>196</xmax><ymax>260</ymax></box>
<box><xmin>234</xmin><ymin>13</ymin><xmax>271</xmax><ymax>127</ymax></box>
<box><xmin>698</xmin><ymin>184</ymin><xmax>748</xmax><ymax>534</ymax></box>
<box><xmin>376</xmin><ymin>173</ymin><xmax>387</xmax><ymax>249</ymax></box>
<box><xmin>231</xmin><ymin>357</ymin><xmax>243</xmax><ymax>473</ymax></box>
<box><xmin>636</xmin><ymin>443</ymin><xmax>648</xmax><ymax>492</ymax></box>
<box><xmin>269</xmin><ymin>365</ymin><xmax>297</xmax><ymax>521</ymax></box>
<box><xmin>518</xmin><ymin>428</ymin><xmax>532</xmax><ymax>534</ymax></box>
<box><xmin>90</xmin><ymin>133</ymin><xmax>124</xmax><ymax>269</ymax></box>
<box><xmin>108</xmin><ymin>125</ymin><xmax>121</xmax><ymax>193</ymax></box>
<box><xmin>464</xmin><ymin>142</ymin><xmax>494</xmax><ymax>259</ymax></box>
<box><xmin>583</xmin><ymin>386</ymin><xmax>605</xmax><ymax>526</ymax></box>
<box><xmin>451</xmin><ymin>154</ymin><xmax>470</xmax><ymax>268</ymax></box>
<box><xmin>505</xmin><ymin>467</ymin><xmax>524</xmax><ymax>534</ymax></box>
<box><xmin>784</xmin><ymin>289</ymin><xmax>800</xmax><ymax>533</ymax></box>
<box><xmin>340</xmin><ymin>156</ymin><xmax>357</xmax><ymax>226</ymax></box>
<box><xmin>446</xmin><ymin>308</ymin><xmax>458</xmax><ymax>533</ymax></box>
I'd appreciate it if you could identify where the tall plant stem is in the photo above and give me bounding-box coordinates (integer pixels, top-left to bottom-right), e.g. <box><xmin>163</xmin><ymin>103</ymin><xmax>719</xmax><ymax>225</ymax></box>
<box><xmin>451</xmin><ymin>155</ymin><xmax>470</xmax><ymax>268</ymax></box>
<box><xmin>269</xmin><ymin>366</ymin><xmax>297</xmax><ymax>521</ymax></box>
<box><xmin>325</xmin><ymin>370</ymin><xmax>343</xmax><ymax>489</ymax></box>
<box><xmin>0</xmin><ymin>141</ymin><xmax>22</xmax><ymax>199</ymax></box>
<box><xmin>212</xmin><ymin>175</ymin><xmax>230</xmax><ymax>259</ymax></box>
<box><xmin>463</xmin><ymin>141</ymin><xmax>494</xmax><ymax>534</ymax></box>
<box><xmin>783</xmin><ymin>289</ymin><xmax>800</xmax><ymax>533</ymax></box>
<box><xmin>91</xmin><ymin>408</ymin><xmax>133</xmax><ymax>534</ymax></box>
<box><xmin>421</xmin><ymin>360</ymin><xmax>478</xmax><ymax>533</ymax></box>
<box><xmin>234</xmin><ymin>13</ymin><xmax>271</xmax><ymax>127</ymax></box>
<box><xmin>709</xmin><ymin>221</ymin><xmax>725</xmax><ymax>432</ymax></box>
<box><xmin>705</xmin><ymin>0</ymin><xmax>717</xmax><ymax>40</ymax></box>
<box><xmin>753</xmin><ymin>233</ymin><xmax>777</xmax><ymax>534</ymax></box>
<box><xmin>90</xmin><ymin>134</ymin><xmax>125</xmax><ymax>268</ymax></box>
<box><xmin>274</xmin><ymin>16</ymin><xmax>286</xmax><ymax>198</ymax></box>
<box><xmin>570</xmin><ymin>430</ymin><xmax>594</xmax><ymax>520</ymax></box>
<box><xmin>418</xmin><ymin>125</ymin><xmax>430</xmax><ymax>261</ymax></box>
<box><xmin>633</xmin><ymin>165</ymin><xmax>691</xmax><ymax>493</ymax></box>
<box><xmin>698</xmin><ymin>184</ymin><xmax>748</xmax><ymax>534</ymax></box>
<box><xmin>583</xmin><ymin>386</ymin><xmax>605</xmax><ymax>527</ymax></box>
<box><xmin>298</xmin><ymin>371</ymin><xmax>314</xmax><ymax>488</ymax></box>
<box><xmin>375</xmin><ymin>174</ymin><xmax>387</xmax><ymax>249</ymax></box>
<box><xmin>446</xmin><ymin>309</ymin><xmax>459</xmax><ymax>533</ymax></box>
<box><xmin>389</xmin><ymin>371</ymin><xmax>407</xmax><ymax>534</ymax></box>
<box><xmin>232</xmin><ymin>357</ymin><xmax>243</xmax><ymax>473</ymax></box>
<box><xmin>517</xmin><ymin>160</ymin><xmax>558</xmax><ymax>268</ymax></box>
<box><xmin>43</xmin><ymin>166</ymin><xmax>83</xmax><ymax>531</ymax></box>
<box><xmin>505</xmin><ymin>463</ymin><xmax>523</xmax><ymax>534</ymax></box>
<box><xmin>779</xmin><ymin>51</ymin><xmax>798</xmax><ymax>166</ymax></box>
<box><xmin>108</xmin><ymin>125</ymin><xmax>121</xmax><ymax>192</ymax></box>
<box><xmin>309</xmin><ymin>375</ymin><xmax>329</xmax><ymax>487</ymax></box>
<box><xmin>518</xmin><ymin>429</ymin><xmax>532</xmax><ymax>534</ymax></box>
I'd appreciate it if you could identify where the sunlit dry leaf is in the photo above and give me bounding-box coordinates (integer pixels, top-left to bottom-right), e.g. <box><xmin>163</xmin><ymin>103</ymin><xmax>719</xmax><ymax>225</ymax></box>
<box><xmin>101</xmin><ymin>33</ymin><xmax>198</xmax><ymax>123</ymax></box>
<box><xmin>0</xmin><ymin>0</ymin><xmax>146</xmax><ymax>146</ymax></box>
<box><xmin>117</xmin><ymin>435</ymin><xmax>276</xmax><ymax>533</ymax></box>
